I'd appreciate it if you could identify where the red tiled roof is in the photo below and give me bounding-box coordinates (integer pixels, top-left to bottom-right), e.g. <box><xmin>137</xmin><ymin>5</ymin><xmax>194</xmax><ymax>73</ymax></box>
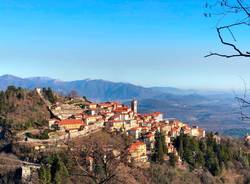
<box><xmin>129</xmin><ymin>141</ymin><xmax>145</xmax><ymax>153</ymax></box>
<box><xmin>142</xmin><ymin>112</ymin><xmax>162</xmax><ymax>117</ymax></box>
<box><xmin>146</xmin><ymin>132</ymin><xmax>153</xmax><ymax>138</ymax></box>
<box><xmin>171</xmin><ymin>127</ymin><xmax>178</xmax><ymax>132</ymax></box>
<box><xmin>113</xmin><ymin>107</ymin><xmax>129</xmax><ymax>113</ymax></box>
<box><xmin>130</xmin><ymin>127</ymin><xmax>141</xmax><ymax>131</ymax></box>
<box><xmin>99</xmin><ymin>102</ymin><xmax>112</xmax><ymax>107</ymax></box>
<box><xmin>58</xmin><ymin>119</ymin><xmax>84</xmax><ymax>126</ymax></box>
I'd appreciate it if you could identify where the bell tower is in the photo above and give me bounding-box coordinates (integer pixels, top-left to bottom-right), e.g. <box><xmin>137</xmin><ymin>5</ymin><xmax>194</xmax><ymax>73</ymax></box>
<box><xmin>131</xmin><ymin>99</ymin><xmax>138</xmax><ymax>114</ymax></box>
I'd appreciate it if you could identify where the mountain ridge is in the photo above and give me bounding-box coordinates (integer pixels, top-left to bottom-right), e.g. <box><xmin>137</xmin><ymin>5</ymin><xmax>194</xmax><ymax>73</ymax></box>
<box><xmin>0</xmin><ymin>74</ymin><xmax>162</xmax><ymax>101</ymax></box>
<box><xmin>0</xmin><ymin>74</ymin><xmax>233</xmax><ymax>100</ymax></box>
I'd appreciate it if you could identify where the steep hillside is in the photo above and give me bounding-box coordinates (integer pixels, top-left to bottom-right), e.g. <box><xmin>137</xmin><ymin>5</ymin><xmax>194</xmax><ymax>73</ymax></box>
<box><xmin>0</xmin><ymin>86</ymin><xmax>50</xmax><ymax>130</ymax></box>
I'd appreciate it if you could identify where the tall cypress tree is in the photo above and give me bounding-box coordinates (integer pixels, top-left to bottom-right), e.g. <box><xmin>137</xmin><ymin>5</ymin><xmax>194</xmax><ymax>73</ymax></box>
<box><xmin>178</xmin><ymin>133</ymin><xmax>184</xmax><ymax>158</ymax></box>
<box><xmin>161</xmin><ymin>132</ymin><xmax>167</xmax><ymax>154</ymax></box>
<box><xmin>153</xmin><ymin>131</ymin><xmax>164</xmax><ymax>163</ymax></box>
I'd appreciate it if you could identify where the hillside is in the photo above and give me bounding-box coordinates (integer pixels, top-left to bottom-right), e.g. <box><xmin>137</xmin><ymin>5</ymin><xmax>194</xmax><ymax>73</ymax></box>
<box><xmin>0</xmin><ymin>87</ymin><xmax>249</xmax><ymax>184</ymax></box>
<box><xmin>0</xmin><ymin>86</ymin><xmax>50</xmax><ymax>130</ymax></box>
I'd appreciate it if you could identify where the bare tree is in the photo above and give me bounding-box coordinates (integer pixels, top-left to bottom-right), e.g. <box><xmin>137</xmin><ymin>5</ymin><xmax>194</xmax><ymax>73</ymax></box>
<box><xmin>66</xmin><ymin>141</ymin><xmax>129</xmax><ymax>184</ymax></box>
<box><xmin>234</xmin><ymin>79</ymin><xmax>250</xmax><ymax>121</ymax></box>
<box><xmin>204</xmin><ymin>1</ymin><xmax>250</xmax><ymax>120</ymax></box>
<box><xmin>205</xmin><ymin>0</ymin><xmax>250</xmax><ymax>58</ymax></box>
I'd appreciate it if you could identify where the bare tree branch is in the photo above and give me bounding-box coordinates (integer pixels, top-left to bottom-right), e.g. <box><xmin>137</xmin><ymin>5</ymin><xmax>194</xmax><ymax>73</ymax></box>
<box><xmin>65</xmin><ymin>139</ymin><xmax>129</xmax><ymax>184</ymax></box>
<box><xmin>234</xmin><ymin>78</ymin><xmax>250</xmax><ymax>121</ymax></box>
<box><xmin>237</xmin><ymin>0</ymin><xmax>250</xmax><ymax>16</ymax></box>
<box><xmin>205</xmin><ymin>0</ymin><xmax>250</xmax><ymax>58</ymax></box>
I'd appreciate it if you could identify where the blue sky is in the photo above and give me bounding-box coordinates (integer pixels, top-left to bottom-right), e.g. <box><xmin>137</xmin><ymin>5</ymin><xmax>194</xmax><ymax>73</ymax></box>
<box><xmin>0</xmin><ymin>0</ymin><xmax>249</xmax><ymax>90</ymax></box>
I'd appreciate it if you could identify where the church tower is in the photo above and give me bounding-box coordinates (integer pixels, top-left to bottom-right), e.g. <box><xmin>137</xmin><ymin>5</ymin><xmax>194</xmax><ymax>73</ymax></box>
<box><xmin>131</xmin><ymin>99</ymin><xmax>138</xmax><ymax>114</ymax></box>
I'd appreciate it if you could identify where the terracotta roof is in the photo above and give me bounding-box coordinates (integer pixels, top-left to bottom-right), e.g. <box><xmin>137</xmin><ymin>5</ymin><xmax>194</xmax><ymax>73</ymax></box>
<box><xmin>142</xmin><ymin>112</ymin><xmax>162</xmax><ymax>117</ymax></box>
<box><xmin>129</xmin><ymin>127</ymin><xmax>141</xmax><ymax>131</ymax></box>
<box><xmin>171</xmin><ymin>127</ymin><xmax>178</xmax><ymax>132</ymax></box>
<box><xmin>146</xmin><ymin>132</ymin><xmax>153</xmax><ymax>138</ymax></box>
<box><xmin>129</xmin><ymin>141</ymin><xmax>145</xmax><ymax>153</ymax></box>
<box><xmin>113</xmin><ymin>107</ymin><xmax>129</xmax><ymax>113</ymax></box>
<box><xmin>58</xmin><ymin>119</ymin><xmax>84</xmax><ymax>126</ymax></box>
<box><xmin>99</xmin><ymin>102</ymin><xmax>112</xmax><ymax>107</ymax></box>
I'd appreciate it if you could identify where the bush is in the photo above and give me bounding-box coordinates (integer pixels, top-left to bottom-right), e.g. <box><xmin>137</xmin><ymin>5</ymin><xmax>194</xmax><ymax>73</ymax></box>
<box><xmin>25</xmin><ymin>130</ymin><xmax>50</xmax><ymax>140</ymax></box>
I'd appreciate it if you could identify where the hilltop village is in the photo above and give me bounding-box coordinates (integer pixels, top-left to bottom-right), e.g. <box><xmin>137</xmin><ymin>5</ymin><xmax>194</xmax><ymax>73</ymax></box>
<box><xmin>1</xmin><ymin>87</ymin><xmax>250</xmax><ymax>184</ymax></box>
<box><xmin>21</xmin><ymin>88</ymin><xmax>206</xmax><ymax>167</ymax></box>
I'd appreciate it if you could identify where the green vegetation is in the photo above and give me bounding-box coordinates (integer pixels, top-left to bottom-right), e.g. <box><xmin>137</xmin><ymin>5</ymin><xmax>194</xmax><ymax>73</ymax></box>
<box><xmin>39</xmin><ymin>154</ymin><xmax>70</xmax><ymax>184</ymax></box>
<box><xmin>14</xmin><ymin>119</ymin><xmax>49</xmax><ymax>131</ymax></box>
<box><xmin>25</xmin><ymin>129</ymin><xmax>50</xmax><ymax>140</ymax></box>
<box><xmin>0</xmin><ymin>87</ymin><xmax>250</xmax><ymax>183</ymax></box>
<box><xmin>42</xmin><ymin>87</ymin><xmax>57</xmax><ymax>104</ymax></box>
<box><xmin>39</xmin><ymin>165</ymin><xmax>51</xmax><ymax>184</ymax></box>
<box><xmin>152</xmin><ymin>131</ymin><xmax>167</xmax><ymax>163</ymax></box>
<box><xmin>173</xmin><ymin>132</ymin><xmax>250</xmax><ymax>176</ymax></box>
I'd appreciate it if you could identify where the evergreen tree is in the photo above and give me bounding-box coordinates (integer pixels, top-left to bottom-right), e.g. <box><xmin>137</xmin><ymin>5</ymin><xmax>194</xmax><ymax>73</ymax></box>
<box><xmin>160</xmin><ymin>132</ymin><xmax>167</xmax><ymax>154</ymax></box>
<box><xmin>177</xmin><ymin>133</ymin><xmax>184</xmax><ymax>158</ymax></box>
<box><xmin>39</xmin><ymin>164</ymin><xmax>51</xmax><ymax>184</ymax></box>
<box><xmin>153</xmin><ymin>131</ymin><xmax>164</xmax><ymax>163</ymax></box>
<box><xmin>42</xmin><ymin>87</ymin><xmax>56</xmax><ymax>104</ymax></box>
<box><xmin>195</xmin><ymin>151</ymin><xmax>205</xmax><ymax>168</ymax></box>
<box><xmin>40</xmin><ymin>154</ymin><xmax>69</xmax><ymax>184</ymax></box>
<box><xmin>205</xmin><ymin>149</ymin><xmax>221</xmax><ymax>176</ymax></box>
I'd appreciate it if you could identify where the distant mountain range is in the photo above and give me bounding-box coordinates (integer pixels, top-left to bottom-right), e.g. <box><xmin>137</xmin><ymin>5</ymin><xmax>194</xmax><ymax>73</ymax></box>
<box><xmin>0</xmin><ymin>74</ymin><xmax>207</xmax><ymax>101</ymax></box>
<box><xmin>0</xmin><ymin>74</ymin><xmax>155</xmax><ymax>101</ymax></box>
<box><xmin>0</xmin><ymin>74</ymin><xmax>249</xmax><ymax>136</ymax></box>
<box><xmin>0</xmin><ymin>74</ymin><xmax>232</xmax><ymax>101</ymax></box>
